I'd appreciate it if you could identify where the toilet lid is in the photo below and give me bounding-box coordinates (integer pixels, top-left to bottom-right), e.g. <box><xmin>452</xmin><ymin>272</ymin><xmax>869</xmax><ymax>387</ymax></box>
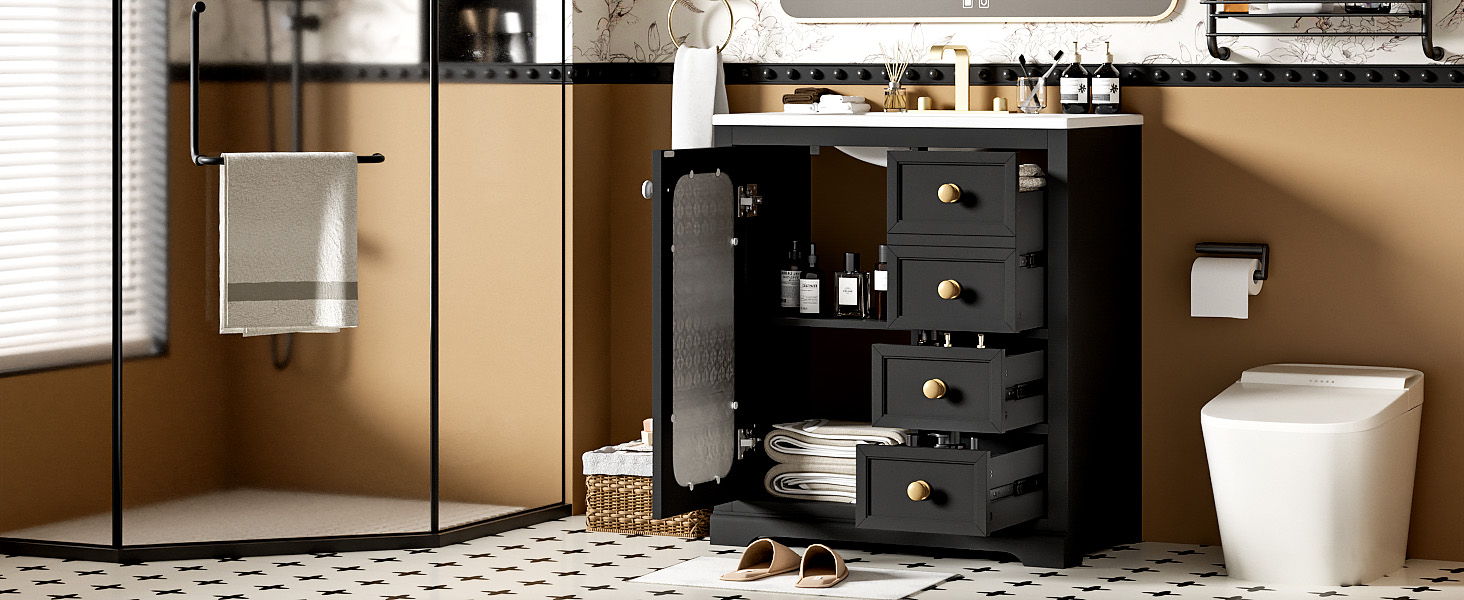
<box><xmin>1201</xmin><ymin>364</ymin><xmax>1423</xmax><ymax>433</ymax></box>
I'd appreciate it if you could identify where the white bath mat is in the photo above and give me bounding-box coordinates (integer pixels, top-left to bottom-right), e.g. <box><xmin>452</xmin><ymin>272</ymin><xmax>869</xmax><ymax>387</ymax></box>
<box><xmin>631</xmin><ymin>556</ymin><xmax>955</xmax><ymax>599</ymax></box>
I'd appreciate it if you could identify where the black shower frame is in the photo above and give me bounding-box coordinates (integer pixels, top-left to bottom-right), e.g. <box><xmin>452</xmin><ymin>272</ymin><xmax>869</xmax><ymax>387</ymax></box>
<box><xmin>0</xmin><ymin>0</ymin><xmax>570</xmax><ymax>563</ymax></box>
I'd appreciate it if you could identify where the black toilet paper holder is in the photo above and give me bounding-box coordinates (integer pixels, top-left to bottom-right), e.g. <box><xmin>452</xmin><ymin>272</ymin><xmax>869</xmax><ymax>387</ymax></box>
<box><xmin>1196</xmin><ymin>242</ymin><xmax>1269</xmax><ymax>281</ymax></box>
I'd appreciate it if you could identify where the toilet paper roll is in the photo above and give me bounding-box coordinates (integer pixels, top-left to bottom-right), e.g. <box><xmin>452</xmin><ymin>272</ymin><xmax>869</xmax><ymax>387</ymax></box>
<box><xmin>1191</xmin><ymin>257</ymin><xmax>1263</xmax><ymax>319</ymax></box>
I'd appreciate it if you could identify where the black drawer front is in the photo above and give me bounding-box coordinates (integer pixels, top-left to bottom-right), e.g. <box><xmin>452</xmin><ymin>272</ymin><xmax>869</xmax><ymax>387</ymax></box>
<box><xmin>888</xmin><ymin>151</ymin><xmax>1043</xmax><ymax>246</ymax></box>
<box><xmin>871</xmin><ymin>345</ymin><xmax>1045</xmax><ymax>433</ymax></box>
<box><xmin>856</xmin><ymin>444</ymin><xmax>1045</xmax><ymax>537</ymax></box>
<box><xmin>888</xmin><ymin>245</ymin><xmax>1044</xmax><ymax>333</ymax></box>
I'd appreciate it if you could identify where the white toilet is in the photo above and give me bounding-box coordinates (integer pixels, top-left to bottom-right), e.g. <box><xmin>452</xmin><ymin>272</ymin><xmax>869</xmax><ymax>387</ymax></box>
<box><xmin>1201</xmin><ymin>363</ymin><xmax>1424</xmax><ymax>586</ymax></box>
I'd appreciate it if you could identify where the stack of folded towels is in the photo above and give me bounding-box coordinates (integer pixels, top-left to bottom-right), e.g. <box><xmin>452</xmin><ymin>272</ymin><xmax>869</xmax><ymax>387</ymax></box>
<box><xmin>782</xmin><ymin>88</ymin><xmax>870</xmax><ymax>114</ymax></box>
<box><xmin>1019</xmin><ymin>163</ymin><xmax>1047</xmax><ymax>192</ymax></box>
<box><xmin>762</xmin><ymin>419</ymin><xmax>907</xmax><ymax>504</ymax></box>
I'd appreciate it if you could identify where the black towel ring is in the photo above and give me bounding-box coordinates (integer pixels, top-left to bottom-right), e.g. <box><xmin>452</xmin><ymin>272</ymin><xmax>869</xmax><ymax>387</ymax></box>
<box><xmin>667</xmin><ymin>0</ymin><xmax>734</xmax><ymax>53</ymax></box>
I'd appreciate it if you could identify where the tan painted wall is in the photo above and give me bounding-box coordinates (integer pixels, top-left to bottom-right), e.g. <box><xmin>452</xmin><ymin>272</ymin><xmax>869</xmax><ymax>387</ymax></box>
<box><xmin>586</xmin><ymin>83</ymin><xmax>1464</xmax><ymax>561</ymax></box>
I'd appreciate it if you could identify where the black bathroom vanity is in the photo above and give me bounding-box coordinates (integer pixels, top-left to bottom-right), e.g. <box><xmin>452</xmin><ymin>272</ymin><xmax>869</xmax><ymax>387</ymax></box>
<box><xmin>650</xmin><ymin>112</ymin><xmax>1142</xmax><ymax>567</ymax></box>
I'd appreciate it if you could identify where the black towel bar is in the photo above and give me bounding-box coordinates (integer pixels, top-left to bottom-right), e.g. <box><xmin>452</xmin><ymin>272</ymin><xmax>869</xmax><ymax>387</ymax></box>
<box><xmin>189</xmin><ymin>2</ymin><xmax>384</xmax><ymax>166</ymax></box>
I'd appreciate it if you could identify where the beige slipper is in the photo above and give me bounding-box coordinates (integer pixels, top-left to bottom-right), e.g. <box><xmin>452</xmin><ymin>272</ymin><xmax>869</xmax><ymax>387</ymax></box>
<box><xmin>720</xmin><ymin>538</ymin><xmax>802</xmax><ymax>581</ymax></box>
<box><xmin>794</xmin><ymin>543</ymin><xmax>849</xmax><ymax>588</ymax></box>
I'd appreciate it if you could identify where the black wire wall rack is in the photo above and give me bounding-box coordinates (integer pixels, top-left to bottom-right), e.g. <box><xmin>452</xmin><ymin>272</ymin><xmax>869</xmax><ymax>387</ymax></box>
<box><xmin>1203</xmin><ymin>0</ymin><xmax>1445</xmax><ymax>61</ymax></box>
<box><xmin>189</xmin><ymin>1</ymin><xmax>385</xmax><ymax>166</ymax></box>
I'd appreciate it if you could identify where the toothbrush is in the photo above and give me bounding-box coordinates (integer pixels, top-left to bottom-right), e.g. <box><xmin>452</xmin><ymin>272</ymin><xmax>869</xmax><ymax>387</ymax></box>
<box><xmin>1023</xmin><ymin>49</ymin><xmax>1066</xmax><ymax>109</ymax></box>
<box><xmin>1018</xmin><ymin>54</ymin><xmax>1032</xmax><ymax>78</ymax></box>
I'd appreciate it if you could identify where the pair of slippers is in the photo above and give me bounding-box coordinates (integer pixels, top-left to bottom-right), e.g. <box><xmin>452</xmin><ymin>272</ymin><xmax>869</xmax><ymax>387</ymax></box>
<box><xmin>719</xmin><ymin>538</ymin><xmax>849</xmax><ymax>588</ymax></box>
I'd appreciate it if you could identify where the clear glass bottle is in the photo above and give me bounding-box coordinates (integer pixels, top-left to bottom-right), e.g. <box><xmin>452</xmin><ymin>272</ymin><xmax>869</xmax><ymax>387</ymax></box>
<box><xmin>835</xmin><ymin>252</ymin><xmax>867</xmax><ymax>318</ymax></box>
<box><xmin>798</xmin><ymin>243</ymin><xmax>822</xmax><ymax>316</ymax></box>
<box><xmin>780</xmin><ymin>241</ymin><xmax>802</xmax><ymax>313</ymax></box>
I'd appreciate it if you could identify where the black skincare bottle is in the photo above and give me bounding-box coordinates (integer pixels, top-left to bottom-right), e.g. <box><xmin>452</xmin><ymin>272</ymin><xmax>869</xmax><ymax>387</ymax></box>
<box><xmin>799</xmin><ymin>243</ymin><xmax>822</xmax><ymax>316</ymax></box>
<box><xmin>835</xmin><ymin>252</ymin><xmax>866</xmax><ymax>318</ymax></box>
<box><xmin>780</xmin><ymin>241</ymin><xmax>802</xmax><ymax>313</ymax></box>
<box><xmin>1092</xmin><ymin>42</ymin><xmax>1121</xmax><ymax>114</ymax></box>
<box><xmin>1060</xmin><ymin>42</ymin><xmax>1090</xmax><ymax>114</ymax></box>
<box><xmin>871</xmin><ymin>244</ymin><xmax>889</xmax><ymax>320</ymax></box>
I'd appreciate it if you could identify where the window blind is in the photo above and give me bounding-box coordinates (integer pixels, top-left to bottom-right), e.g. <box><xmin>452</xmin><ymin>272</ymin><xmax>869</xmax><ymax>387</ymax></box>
<box><xmin>0</xmin><ymin>0</ymin><xmax>168</xmax><ymax>374</ymax></box>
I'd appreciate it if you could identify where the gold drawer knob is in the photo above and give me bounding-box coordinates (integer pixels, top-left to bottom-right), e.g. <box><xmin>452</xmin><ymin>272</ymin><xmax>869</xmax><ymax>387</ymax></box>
<box><xmin>937</xmin><ymin>279</ymin><xmax>962</xmax><ymax>300</ymax></box>
<box><xmin>907</xmin><ymin>480</ymin><xmax>932</xmax><ymax>501</ymax></box>
<box><xmin>922</xmin><ymin>378</ymin><xmax>947</xmax><ymax>399</ymax></box>
<box><xmin>937</xmin><ymin>183</ymin><xmax>962</xmax><ymax>204</ymax></box>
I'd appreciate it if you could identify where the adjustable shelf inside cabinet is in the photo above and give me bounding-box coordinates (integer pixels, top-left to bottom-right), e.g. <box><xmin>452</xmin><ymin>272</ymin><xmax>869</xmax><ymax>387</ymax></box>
<box><xmin>1203</xmin><ymin>0</ymin><xmax>1446</xmax><ymax>61</ymax></box>
<box><xmin>188</xmin><ymin>2</ymin><xmax>385</xmax><ymax>166</ymax></box>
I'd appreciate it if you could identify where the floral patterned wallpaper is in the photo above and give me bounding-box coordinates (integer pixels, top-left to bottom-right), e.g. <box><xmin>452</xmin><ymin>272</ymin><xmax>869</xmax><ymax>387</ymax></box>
<box><xmin>571</xmin><ymin>0</ymin><xmax>1464</xmax><ymax>64</ymax></box>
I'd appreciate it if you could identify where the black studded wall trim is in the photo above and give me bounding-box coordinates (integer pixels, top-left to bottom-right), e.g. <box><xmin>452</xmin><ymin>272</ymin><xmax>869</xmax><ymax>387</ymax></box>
<box><xmin>172</xmin><ymin>62</ymin><xmax>1464</xmax><ymax>88</ymax></box>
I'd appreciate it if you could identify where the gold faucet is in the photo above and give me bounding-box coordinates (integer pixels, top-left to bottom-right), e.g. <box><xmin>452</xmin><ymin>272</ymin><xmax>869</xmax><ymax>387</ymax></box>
<box><xmin>927</xmin><ymin>44</ymin><xmax>971</xmax><ymax>111</ymax></box>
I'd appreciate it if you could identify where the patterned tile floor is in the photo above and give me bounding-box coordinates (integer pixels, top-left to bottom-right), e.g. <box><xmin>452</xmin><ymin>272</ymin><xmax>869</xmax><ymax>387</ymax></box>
<box><xmin>1</xmin><ymin>515</ymin><xmax>1460</xmax><ymax>599</ymax></box>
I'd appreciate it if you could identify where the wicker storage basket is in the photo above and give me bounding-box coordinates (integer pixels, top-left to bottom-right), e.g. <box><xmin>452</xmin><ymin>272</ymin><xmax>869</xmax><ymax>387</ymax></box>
<box><xmin>585</xmin><ymin>474</ymin><xmax>710</xmax><ymax>537</ymax></box>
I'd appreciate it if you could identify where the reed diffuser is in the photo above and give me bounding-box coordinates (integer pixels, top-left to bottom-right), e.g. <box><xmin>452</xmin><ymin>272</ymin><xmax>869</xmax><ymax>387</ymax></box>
<box><xmin>880</xmin><ymin>43</ymin><xmax>912</xmax><ymax>112</ymax></box>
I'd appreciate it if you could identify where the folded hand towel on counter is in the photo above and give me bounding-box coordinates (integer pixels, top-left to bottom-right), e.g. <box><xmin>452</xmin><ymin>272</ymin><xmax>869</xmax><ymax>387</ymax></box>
<box><xmin>219</xmin><ymin>152</ymin><xmax>358</xmax><ymax>336</ymax></box>
<box><xmin>763</xmin><ymin>420</ymin><xmax>907</xmax><ymax>462</ymax></box>
<box><xmin>764</xmin><ymin>460</ymin><xmax>857</xmax><ymax>504</ymax></box>
<box><xmin>671</xmin><ymin>46</ymin><xmax>727</xmax><ymax>149</ymax></box>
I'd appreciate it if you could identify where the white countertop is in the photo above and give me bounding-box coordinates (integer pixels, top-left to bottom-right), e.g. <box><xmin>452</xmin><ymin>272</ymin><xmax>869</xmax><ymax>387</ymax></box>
<box><xmin>712</xmin><ymin>111</ymin><xmax>1143</xmax><ymax>130</ymax></box>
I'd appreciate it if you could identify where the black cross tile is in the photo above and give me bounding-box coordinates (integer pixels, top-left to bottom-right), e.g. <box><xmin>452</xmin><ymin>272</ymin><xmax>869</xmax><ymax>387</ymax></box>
<box><xmin>1032</xmin><ymin>571</ymin><xmax>1066</xmax><ymax>577</ymax></box>
<box><xmin>559</xmin><ymin>549</ymin><xmax>588</xmax><ymax>555</ymax></box>
<box><xmin>1238</xmin><ymin>586</ymin><xmax>1273</xmax><ymax>592</ymax></box>
<box><xmin>32</xmin><ymin>579</ymin><xmax>63</xmax><ymax>585</ymax></box>
<box><xmin>531</xmin><ymin>536</ymin><xmax>560</xmax><ymax>542</ymax></box>
<box><xmin>901</xmin><ymin>562</ymin><xmax>933</xmax><ymax>569</ymax></box>
<box><xmin>383</xmin><ymin>595</ymin><xmax>414</xmax><ymax>600</ymax></box>
<box><xmin>1213</xmin><ymin>596</ymin><xmax>1252</xmax><ymax>600</ymax></box>
<box><xmin>214</xmin><ymin>595</ymin><xmax>247</xmax><ymax>600</ymax></box>
<box><xmin>553</xmin><ymin>570</ymin><xmax>584</xmax><ymax>577</ymax></box>
<box><xmin>429</xmin><ymin>562</ymin><xmax>460</xmax><ymax>568</ymax></box>
<box><xmin>1141</xmin><ymin>592</ymin><xmax>1179</xmax><ymax>597</ymax></box>
<box><xmin>0</xmin><ymin>591</ymin><xmax>15</xmax><ymax>595</ymax></box>
<box><xmin>548</xmin><ymin>595</ymin><xmax>579</xmax><ymax>600</ymax></box>
<box><xmin>17</xmin><ymin>566</ymin><xmax>47</xmax><ymax>571</ymax></box>
<box><xmin>647</xmin><ymin>590</ymin><xmax>681</xmax><ymax>596</ymax></box>
<box><xmin>457</xmin><ymin>575</ymin><xmax>488</xmax><ymax>581</ymax></box>
<box><xmin>1148</xmin><ymin>559</ymin><xmax>1183</xmax><ymax>565</ymax></box>
<box><xmin>233</xmin><ymin>571</ymin><xmax>265</xmax><ymax>576</ymax></box>
<box><xmin>711</xmin><ymin>595</ymin><xmax>745</xmax><ymax>600</ymax></box>
<box><xmin>319</xmin><ymin>590</ymin><xmax>349</xmax><ymax>596</ymax></box>
<box><xmin>334</xmin><ymin>565</ymin><xmax>364</xmax><ymax>572</ymax></box>
<box><xmin>563</xmin><ymin>529</ymin><xmax>589</xmax><ymax>534</ymax></box>
<box><xmin>1102</xmin><ymin>577</ymin><xmax>1136</xmax><ymax>583</ymax></box>
<box><xmin>1169</xmin><ymin>581</ymin><xmax>1205</xmax><ymax>587</ymax></box>
<box><xmin>92</xmin><ymin>584</ymin><xmax>124</xmax><ymax>590</ymax></box>
<box><xmin>1441</xmin><ymin>568</ymin><xmax>1464</xmax><ymax>574</ymax></box>
<box><xmin>395</xmin><ymin>571</ymin><xmax>424</xmax><ymax>577</ymax></box>
<box><xmin>492</xmin><ymin>566</ymin><xmax>522</xmax><ymax>572</ymax></box>
<box><xmin>135</xmin><ymin>574</ymin><xmax>167</xmax><ymax>580</ymax></box>
<box><xmin>174</xmin><ymin>565</ymin><xmax>205</xmax><ymax>571</ymax></box>
<box><xmin>1127</xmin><ymin>567</ymin><xmax>1160</xmax><ymax>573</ymax></box>
<box><xmin>152</xmin><ymin>590</ymin><xmax>185</xmax><ymax>595</ymax></box>
<box><xmin>582</xmin><ymin>585</ymin><xmax>615</xmax><ymax>591</ymax></box>
<box><xmin>256</xmin><ymin>584</ymin><xmax>287</xmax><ymax>590</ymax></box>
<box><xmin>483</xmin><ymin>590</ymin><xmax>515</xmax><ymax>596</ymax></box>
<box><xmin>312</xmin><ymin>553</ymin><xmax>341</xmax><ymax>558</ymax></box>
<box><xmin>1308</xmin><ymin>593</ymin><xmax>1347</xmax><ymax>597</ymax></box>
<box><xmin>75</xmin><ymin>570</ymin><xmax>105</xmax><ymax>576</ymax></box>
<box><xmin>974</xmin><ymin>592</ymin><xmax>1013</xmax><ymax>597</ymax></box>
<box><xmin>1401</xmin><ymin>588</ymin><xmax>1438</xmax><ymax>593</ymax></box>
<box><xmin>1046</xmin><ymin>596</ymin><xmax>1085</xmax><ymax>600</ymax></box>
<box><xmin>589</xmin><ymin>541</ymin><xmax>619</xmax><ymax>547</ymax></box>
<box><xmin>527</xmin><ymin>557</ymin><xmax>556</xmax><ymax>563</ymax></box>
<box><xmin>1422</xmin><ymin>577</ymin><xmax>1458</xmax><ymax>583</ymax></box>
<box><xmin>619</xmin><ymin>554</ymin><xmax>648</xmax><ymax>559</ymax></box>
<box><xmin>650</xmin><ymin>545</ymin><xmax>679</xmax><ymax>551</ymax></box>
<box><xmin>195</xmin><ymin>579</ymin><xmax>226</xmax><ymax>585</ymax></box>
<box><xmin>585</xmin><ymin>562</ymin><xmax>616</xmax><ymax>568</ymax></box>
<box><xmin>500</xmin><ymin>545</ymin><xmax>529</xmax><ymax>551</ymax></box>
<box><xmin>357</xmin><ymin>580</ymin><xmax>387</xmax><ymax>585</ymax></box>
<box><xmin>274</xmin><ymin>561</ymin><xmax>305</xmax><ymax>567</ymax></box>
<box><xmin>967</xmin><ymin>567</ymin><xmax>998</xmax><ymax>573</ymax></box>
<box><xmin>466</xmin><ymin>553</ymin><xmax>495</xmax><ymax>559</ymax></box>
<box><xmin>519</xmin><ymin>580</ymin><xmax>550</xmax><ymax>586</ymax></box>
<box><xmin>1170</xmin><ymin>550</ymin><xmax>1202</xmax><ymax>555</ymax></box>
<box><xmin>46</xmin><ymin>595</ymin><xmax>79</xmax><ymax>600</ymax></box>
<box><xmin>1191</xmin><ymin>571</ymin><xmax>1224</xmax><ymax>578</ymax></box>
<box><xmin>406</xmin><ymin>549</ymin><xmax>435</xmax><ymax>554</ymax></box>
<box><xmin>419</xmin><ymin>584</ymin><xmax>449</xmax><ymax>590</ymax></box>
<box><xmin>1005</xmin><ymin>580</ymin><xmax>1037</xmax><ymax>587</ymax></box>
<box><xmin>370</xmin><ymin>557</ymin><xmax>400</xmax><ymax>563</ymax></box>
<box><xmin>1074</xmin><ymin>585</ymin><xmax>1109</xmax><ymax>592</ymax></box>
<box><xmin>216</xmin><ymin>557</ymin><xmax>244</xmax><ymax>563</ymax></box>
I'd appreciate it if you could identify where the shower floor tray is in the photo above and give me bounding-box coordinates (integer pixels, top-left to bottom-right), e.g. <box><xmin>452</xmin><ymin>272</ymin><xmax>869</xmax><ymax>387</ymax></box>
<box><xmin>0</xmin><ymin>488</ymin><xmax>524</xmax><ymax>546</ymax></box>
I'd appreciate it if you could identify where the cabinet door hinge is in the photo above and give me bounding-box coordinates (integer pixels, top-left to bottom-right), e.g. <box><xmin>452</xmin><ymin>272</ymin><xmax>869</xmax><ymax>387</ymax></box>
<box><xmin>736</xmin><ymin>427</ymin><xmax>760</xmax><ymax>460</ymax></box>
<box><xmin>1005</xmin><ymin>380</ymin><xmax>1045</xmax><ymax>401</ymax></box>
<box><xmin>1017</xmin><ymin>252</ymin><xmax>1044</xmax><ymax>269</ymax></box>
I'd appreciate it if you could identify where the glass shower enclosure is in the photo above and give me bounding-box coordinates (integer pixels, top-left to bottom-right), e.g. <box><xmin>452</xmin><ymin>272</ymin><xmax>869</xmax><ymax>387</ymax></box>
<box><xmin>0</xmin><ymin>0</ymin><xmax>568</xmax><ymax>561</ymax></box>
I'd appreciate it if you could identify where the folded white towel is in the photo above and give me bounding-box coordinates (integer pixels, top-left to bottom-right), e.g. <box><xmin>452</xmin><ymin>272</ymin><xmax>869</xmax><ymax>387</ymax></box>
<box><xmin>671</xmin><ymin>46</ymin><xmax>728</xmax><ymax>149</ymax></box>
<box><xmin>764</xmin><ymin>420</ymin><xmax>906</xmax><ymax>462</ymax></box>
<box><xmin>1019</xmin><ymin>176</ymin><xmax>1046</xmax><ymax>192</ymax></box>
<box><xmin>219</xmin><ymin>152</ymin><xmax>358</xmax><ymax>336</ymax></box>
<box><xmin>764</xmin><ymin>460</ymin><xmax>857</xmax><ymax>503</ymax></box>
<box><xmin>783</xmin><ymin>103</ymin><xmax>818</xmax><ymax>113</ymax></box>
<box><xmin>818</xmin><ymin>95</ymin><xmax>868</xmax><ymax>105</ymax></box>
<box><xmin>1019</xmin><ymin>163</ymin><xmax>1046</xmax><ymax>178</ymax></box>
<box><xmin>582</xmin><ymin>441</ymin><xmax>653</xmax><ymax>477</ymax></box>
<box><xmin>816</xmin><ymin>103</ymin><xmax>871</xmax><ymax>115</ymax></box>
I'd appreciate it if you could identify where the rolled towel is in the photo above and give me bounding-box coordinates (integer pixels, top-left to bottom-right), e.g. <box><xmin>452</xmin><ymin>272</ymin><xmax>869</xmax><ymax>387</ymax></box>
<box><xmin>1019</xmin><ymin>163</ymin><xmax>1045</xmax><ymax>178</ymax></box>
<box><xmin>1019</xmin><ymin>176</ymin><xmax>1046</xmax><ymax>192</ymax></box>
<box><xmin>764</xmin><ymin>459</ymin><xmax>857</xmax><ymax>504</ymax></box>
<box><xmin>763</xmin><ymin>420</ymin><xmax>906</xmax><ymax>462</ymax></box>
